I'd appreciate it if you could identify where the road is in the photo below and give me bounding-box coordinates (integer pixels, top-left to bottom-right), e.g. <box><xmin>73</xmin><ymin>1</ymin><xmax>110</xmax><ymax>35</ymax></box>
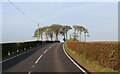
<box><xmin>2</xmin><ymin>43</ymin><xmax>85</xmax><ymax>73</ymax></box>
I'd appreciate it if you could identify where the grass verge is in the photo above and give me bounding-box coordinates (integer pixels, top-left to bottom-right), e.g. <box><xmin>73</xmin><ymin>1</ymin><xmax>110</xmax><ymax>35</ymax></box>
<box><xmin>64</xmin><ymin>41</ymin><xmax>118</xmax><ymax>73</ymax></box>
<box><xmin>2</xmin><ymin>45</ymin><xmax>41</xmax><ymax>61</ymax></box>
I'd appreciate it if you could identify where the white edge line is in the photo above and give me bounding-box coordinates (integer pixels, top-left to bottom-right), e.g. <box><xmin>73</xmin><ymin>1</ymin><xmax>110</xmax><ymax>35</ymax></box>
<box><xmin>63</xmin><ymin>43</ymin><xmax>88</xmax><ymax>74</ymax></box>
<box><xmin>0</xmin><ymin>45</ymin><xmax>43</xmax><ymax>63</ymax></box>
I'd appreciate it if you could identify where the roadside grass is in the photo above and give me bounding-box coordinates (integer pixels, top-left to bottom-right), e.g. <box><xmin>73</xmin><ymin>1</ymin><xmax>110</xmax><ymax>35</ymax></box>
<box><xmin>64</xmin><ymin>41</ymin><xmax>118</xmax><ymax>72</ymax></box>
<box><xmin>2</xmin><ymin>45</ymin><xmax>40</xmax><ymax>61</ymax></box>
<box><xmin>2</xmin><ymin>50</ymin><xmax>27</xmax><ymax>61</ymax></box>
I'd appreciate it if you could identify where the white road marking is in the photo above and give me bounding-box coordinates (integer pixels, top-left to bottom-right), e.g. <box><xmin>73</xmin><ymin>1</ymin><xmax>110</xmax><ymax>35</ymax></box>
<box><xmin>1</xmin><ymin>43</ymin><xmax>57</xmax><ymax>63</ymax></box>
<box><xmin>0</xmin><ymin>45</ymin><xmax>44</xmax><ymax>63</ymax></box>
<box><xmin>43</xmin><ymin>50</ymin><xmax>47</xmax><ymax>54</ymax></box>
<box><xmin>32</xmin><ymin>65</ymin><xmax>35</xmax><ymax>67</ymax></box>
<box><xmin>35</xmin><ymin>55</ymin><xmax>43</xmax><ymax>64</ymax></box>
<box><xmin>43</xmin><ymin>43</ymin><xmax>57</xmax><ymax>54</ymax></box>
<box><xmin>28</xmin><ymin>71</ymin><xmax>31</xmax><ymax>74</ymax></box>
<box><xmin>48</xmin><ymin>44</ymin><xmax>55</xmax><ymax>49</ymax></box>
<box><xmin>34</xmin><ymin>43</ymin><xmax>57</xmax><ymax>64</ymax></box>
<box><xmin>63</xmin><ymin>44</ymin><xmax>88</xmax><ymax>74</ymax></box>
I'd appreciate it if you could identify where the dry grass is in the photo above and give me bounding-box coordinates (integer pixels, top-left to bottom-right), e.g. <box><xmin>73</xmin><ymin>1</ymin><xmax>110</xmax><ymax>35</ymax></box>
<box><xmin>64</xmin><ymin>41</ymin><xmax>119</xmax><ymax>72</ymax></box>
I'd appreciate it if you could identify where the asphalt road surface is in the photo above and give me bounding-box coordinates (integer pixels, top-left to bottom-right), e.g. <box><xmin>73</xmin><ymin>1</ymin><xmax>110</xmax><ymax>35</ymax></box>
<box><xmin>3</xmin><ymin>43</ymin><xmax>84</xmax><ymax>73</ymax></box>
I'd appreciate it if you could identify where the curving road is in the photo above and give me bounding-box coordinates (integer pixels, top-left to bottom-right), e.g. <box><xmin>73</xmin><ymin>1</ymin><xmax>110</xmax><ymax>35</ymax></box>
<box><xmin>2</xmin><ymin>43</ymin><xmax>85</xmax><ymax>73</ymax></box>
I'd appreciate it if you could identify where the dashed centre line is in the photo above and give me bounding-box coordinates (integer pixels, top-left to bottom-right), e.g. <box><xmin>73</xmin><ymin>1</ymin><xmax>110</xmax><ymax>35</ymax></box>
<box><xmin>44</xmin><ymin>50</ymin><xmax>48</xmax><ymax>54</ymax></box>
<box><xmin>27</xmin><ymin>43</ymin><xmax>57</xmax><ymax>74</ymax></box>
<box><xmin>32</xmin><ymin>65</ymin><xmax>35</xmax><ymax>67</ymax></box>
<box><xmin>34</xmin><ymin>43</ymin><xmax>57</xmax><ymax>64</ymax></box>
<box><xmin>28</xmin><ymin>71</ymin><xmax>31</xmax><ymax>74</ymax></box>
<box><xmin>28</xmin><ymin>43</ymin><xmax>57</xmax><ymax>74</ymax></box>
<box><xmin>35</xmin><ymin>55</ymin><xmax>43</xmax><ymax>64</ymax></box>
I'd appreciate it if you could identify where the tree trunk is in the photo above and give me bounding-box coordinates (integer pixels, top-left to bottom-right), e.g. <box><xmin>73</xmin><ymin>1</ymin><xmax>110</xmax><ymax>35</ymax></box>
<box><xmin>66</xmin><ymin>32</ymin><xmax>68</xmax><ymax>39</ymax></box>
<box><xmin>37</xmin><ymin>32</ymin><xmax>40</xmax><ymax>41</ymax></box>
<box><xmin>74</xmin><ymin>29</ymin><xmax>77</xmax><ymax>39</ymax></box>
<box><xmin>41</xmin><ymin>35</ymin><xmax>43</xmax><ymax>40</ymax></box>
<box><xmin>50</xmin><ymin>33</ymin><xmax>53</xmax><ymax>41</ymax></box>
<box><xmin>51</xmin><ymin>37</ymin><xmax>52</xmax><ymax>41</ymax></box>
<box><xmin>63</xmin><ymin>34</ymin><xmax>66</xmax><ymax>41</ymax></box>
<box><xmin>55</xmin><ymin>31</ymin><xmax>58</xmax><ymax>41</ymax></box>
<box><xmin>79</xmin><ymin>32</ymin><xmax>81</xmax><ymax>41</ymax></box>
<box><xmin>46</xmin><ymin>34</ymin><xmax>48</xmax><ymax>41</ymax></box>
<box><xmin>40</xmin><ymin>33</ymin><xmax>43</xmax><ymax>41</ymax></box>
<box><xmin>84</xmin><ymin>33</ymin><xmax>86</xmax><ymax>42</ymax></box>
<box><xmin>65</xmin><ymin>30</ymin><xmax>68</xmax><ymax>40</ymax></box>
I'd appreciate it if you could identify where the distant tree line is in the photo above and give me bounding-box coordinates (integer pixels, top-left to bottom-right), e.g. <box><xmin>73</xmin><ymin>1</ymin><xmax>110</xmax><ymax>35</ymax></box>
<box><xmin>33</xmin><ymin>24</ymin><xmax>89</xmax><ymax>42</ymax></box>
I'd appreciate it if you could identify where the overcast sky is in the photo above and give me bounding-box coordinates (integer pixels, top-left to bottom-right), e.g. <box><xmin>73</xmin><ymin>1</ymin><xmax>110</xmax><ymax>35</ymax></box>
<box><xmin>1</xmin><ymin>1</ymin><xmax>118</xmax><ymax>42</ymax></box>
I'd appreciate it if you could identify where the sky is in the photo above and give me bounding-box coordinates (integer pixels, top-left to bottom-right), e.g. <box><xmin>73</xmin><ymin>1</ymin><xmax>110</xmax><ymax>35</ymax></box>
<box><xmin>1</xmin><ymin>0</ymin><xmax>119</xmax><ymax>42</ymax></box>
<box><xmin>1</xmin><ymin>0</ymin><xmax>119</xmax><ymax>2</ymax></box>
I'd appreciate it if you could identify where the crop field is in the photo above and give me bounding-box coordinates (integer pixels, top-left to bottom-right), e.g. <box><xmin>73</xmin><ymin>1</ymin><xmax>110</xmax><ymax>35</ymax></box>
<box><xmin>64</xmin><ymin>40</ymin><xmax>120</xmax><ymax>72</ymax></box>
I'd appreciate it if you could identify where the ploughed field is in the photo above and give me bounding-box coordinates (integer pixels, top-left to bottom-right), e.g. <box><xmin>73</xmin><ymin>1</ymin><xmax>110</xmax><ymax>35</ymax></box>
<box><xmin>65</xmin><ymin>41</ymin><xmax>119</xmax><ymax>72</ymax></box>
